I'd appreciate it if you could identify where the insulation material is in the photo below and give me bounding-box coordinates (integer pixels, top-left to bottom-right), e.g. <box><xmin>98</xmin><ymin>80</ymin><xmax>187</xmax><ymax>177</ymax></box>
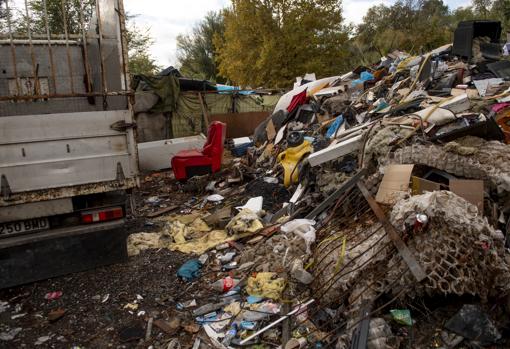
<box><xmin>246</xmin><ymin>272</ymin><xmax>286</xmax><ymax>300</ymax></box>
<box><xmin>385</xmin><ymin>191</ymin><xmax>510</xmax><ymax>300</ymax></box>
<box><xmin>127</xmin><ymin>232</ymin><xmax>162</xmax><ymax>256</ymax></box>
<box><xmin>363</xmin><ymin>125</ymin><xmax>413</xmax><ymax>170</ymax></box>
<box><xmin>226</xmin><ymin>209</ymin><xmax>264</xmax><ymax>235</ymax></box>
<box><xmin>390</xmin><ymin>136</ymin><xmax>510</xmax><ymax>199</ymax></box>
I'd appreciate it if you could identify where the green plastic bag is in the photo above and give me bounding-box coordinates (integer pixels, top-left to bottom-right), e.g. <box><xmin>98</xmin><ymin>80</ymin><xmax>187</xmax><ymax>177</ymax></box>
<box><xmin>390</xmin><ymin>309</ymin><xmax>413</xmax><ymax>326</ymax></box>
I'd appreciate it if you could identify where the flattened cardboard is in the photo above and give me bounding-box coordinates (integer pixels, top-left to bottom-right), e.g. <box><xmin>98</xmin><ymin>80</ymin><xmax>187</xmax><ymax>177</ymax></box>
<box><xmin>376</xmin><ymin>165</ymin><xmax>414</xmax><ymax>204</ymax></box>
<box><xmin>449</xmin><ymin>179</ymin><xmax>484</xmax><ymax>212</ymax></box>
<box><xmin>412</xmin><ymin>176</ymin><xmax>441</xmax><ymax>195</ymax></box>
<box><xmin>266</xmin><ymin>119</ymin><xmax>276</xmax><ymax>141</ymax></box>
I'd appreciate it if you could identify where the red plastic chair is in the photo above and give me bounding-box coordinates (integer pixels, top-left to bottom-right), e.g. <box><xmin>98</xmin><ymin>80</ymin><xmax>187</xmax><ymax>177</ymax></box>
<box><xmin>171</xmin><ymin>121</ymin><xmax>226</xmax><ymax>181</ymax></box>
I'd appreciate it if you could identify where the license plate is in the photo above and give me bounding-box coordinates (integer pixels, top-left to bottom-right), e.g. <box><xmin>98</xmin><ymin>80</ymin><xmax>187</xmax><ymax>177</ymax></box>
<box><xmin>0</xmin><ymin>218</ymin><xmax>50</xmax><ymax>236</ymax></box>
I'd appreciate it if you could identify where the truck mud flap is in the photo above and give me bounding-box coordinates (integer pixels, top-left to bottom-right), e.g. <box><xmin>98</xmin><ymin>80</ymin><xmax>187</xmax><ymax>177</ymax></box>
<box><xmin>0</xmin><ymin>221</ymin><xmax>128</xmax><ymax>289</ymax></box>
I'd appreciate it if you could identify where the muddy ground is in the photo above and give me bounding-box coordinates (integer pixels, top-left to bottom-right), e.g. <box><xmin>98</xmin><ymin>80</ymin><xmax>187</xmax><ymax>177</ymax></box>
<box><xmin>0</xmin><ymin>172</ymin><xmax>201</xmax><ymax>349</ymax></box>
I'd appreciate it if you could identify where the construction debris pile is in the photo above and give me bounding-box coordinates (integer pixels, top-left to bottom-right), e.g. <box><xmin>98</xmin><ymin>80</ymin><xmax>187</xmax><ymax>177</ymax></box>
<box><xmin>121</xmin><ymin>21</ymin><xmax>510</xmax><ymax>349</ymax></box>
<box><xmin>5</xmin><ymin>21</ymin><xmax>510</xmax><ymax>349</ymax></box>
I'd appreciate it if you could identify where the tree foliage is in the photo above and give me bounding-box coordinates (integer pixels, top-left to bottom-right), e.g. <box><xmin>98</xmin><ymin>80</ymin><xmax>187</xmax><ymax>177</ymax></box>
<box><xmin>2</xmin><ymin>0</ymin><xmax>159</xmax><ymax>76</ymax></box>
<box><xmin>356</xmin><ymin>0</ymin><xmax>453</xmax><ymax>58</ymax></box>
<box><xmin>214</xmin><ymin>0</ymin><xmax>351</xmax><ymax>88</ymax></box>
<box><xmin>176</xmin><ymin>11</ymin><xmax>225</xmax><ymax>82</ymax></box>
<box><xmin>126</xmin><ymin>20</ymin><xmax>160</xmax><ymax>75</ymax></box>
<box><xmin>27</xmin><ymin>0</ymin><xmax>94</xmax><ymax>34</ymax></box>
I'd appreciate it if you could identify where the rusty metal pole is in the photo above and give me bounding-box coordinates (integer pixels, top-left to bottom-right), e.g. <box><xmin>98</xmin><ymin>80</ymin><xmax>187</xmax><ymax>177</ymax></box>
<box><xmin>78</xmin><ymin>0</ymin><xmax>92</xmax><ymax>93</ymax></box>
<box><xmin>61</xmin><ymin>0</ymin><xmax>75</xmax><ymax>94</ymax></box>
<box><xmin>24</xmin><ymin>0</ymin><xmax>41</xmax><ymax>96</ymax></box>
<box><xmin>42</xmin><ymin>0</ymin><xmax>57</xmax><ymax>94</ymax></box>
<box><xmin>4</xmin><ymin>0</ymin><xmax>21</xmax><ymax>97</ymax></box>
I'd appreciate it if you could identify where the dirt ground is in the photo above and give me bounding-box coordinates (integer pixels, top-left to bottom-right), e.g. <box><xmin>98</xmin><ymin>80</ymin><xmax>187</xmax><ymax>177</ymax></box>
<box><xmin>0</xmin><ymin>246</ymin><xmax>194</xmax><ymax>348</ymax></box>
<box><xmin>2</xmin><ymin>168</ymin><xmax>510</xmax><ymax>349</ymax></box>
<box><xmin>0</xmin><ymin>172</ymin><xmax>202</xmax><ymax>349</ymax></box>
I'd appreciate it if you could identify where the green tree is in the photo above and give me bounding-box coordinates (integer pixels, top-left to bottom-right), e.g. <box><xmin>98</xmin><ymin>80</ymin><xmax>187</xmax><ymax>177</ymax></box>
<box><xmin>176</xmin><ymin>11</ymin><xmax>225</xmax><ymax>82</ymax></box>
<box><xmin>126</xmin><ymin>20</ymin><xmax>160</xmax><ymax>75</ymax></box>
<box><xmin>214</xmin><ymin>0</ymin><xmax>351</xmax><ymax>88</ymax></box>
<box><xmin>355</xmin><ymin>0</ymin><xmax>454</xmax><ymax>57</ymax></box>
<box><xmin>27</xmin><ymin>0</ymin><xmax>94</xmax><ymax>34</ymax></box>
<box><xmin>489</xmin><ymin>0</ymin><xmax>510</xmax><ymax>33</ymax></box>
<box><xmin>472</xmin><ymin>0</ymin><xmax>493</xmax><ymax>18</ymax></box>
<box><xmin>6</xmin><ymin>0</ymin><xmax>160</xmax><ymax>76</ymax></box>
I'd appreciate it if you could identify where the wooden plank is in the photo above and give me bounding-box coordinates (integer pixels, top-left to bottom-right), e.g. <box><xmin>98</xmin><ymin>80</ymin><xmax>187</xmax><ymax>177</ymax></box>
<box><xmin>146</xmin><ymin>205</ymin><xmax>178</xmax><ymax>218</ymax></box>
<box><xmin>197</xmin><ymin>92</ymin><xmax>210</xmax><ymax>129</ymax></box>
<box><xmin>357</xmin><ymin>182</ymin><xmax>426</xmax><ymax>282</ymax></box>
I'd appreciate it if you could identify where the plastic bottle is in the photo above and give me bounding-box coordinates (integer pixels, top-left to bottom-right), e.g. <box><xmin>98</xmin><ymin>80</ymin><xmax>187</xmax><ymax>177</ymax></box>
<box><xmin>211</xmin><ymin>276</ymin><xmax>240</xmax><ymax>293</ymax></box>
<box><xmin>193</xmin><ymin>295</ymin><xmax>240</xmax><ymax>316</ymax></box>
<box><xmin>218</xmin><ymin>252</ymin><xmax>236</xmax><ymax>263</ymax></box>
<box><xmin>221</xmin><ymin>324</ymin><xmax>238</xmax><ymax>346</ymax></box>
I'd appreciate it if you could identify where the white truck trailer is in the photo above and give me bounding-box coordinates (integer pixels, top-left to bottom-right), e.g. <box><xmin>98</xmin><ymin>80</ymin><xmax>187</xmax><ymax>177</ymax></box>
<box><xmin>0</xmin><ymin>0</ymin><xmax>139</xmax><ymax>287</ymax></box>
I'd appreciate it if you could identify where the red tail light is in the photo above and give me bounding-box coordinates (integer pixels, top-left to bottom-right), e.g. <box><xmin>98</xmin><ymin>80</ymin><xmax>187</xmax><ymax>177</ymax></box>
<box><xmin>81</xmin><ymin>207</ymin><xmax>124</xmax><ymax>224</ymax></box>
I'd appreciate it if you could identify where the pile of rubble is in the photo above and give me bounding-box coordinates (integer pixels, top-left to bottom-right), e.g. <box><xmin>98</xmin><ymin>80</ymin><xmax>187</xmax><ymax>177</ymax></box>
<box><xmin>122</xmin><ymin>23</ymin><xmax>510</xmax><ymax>349</ymax></box>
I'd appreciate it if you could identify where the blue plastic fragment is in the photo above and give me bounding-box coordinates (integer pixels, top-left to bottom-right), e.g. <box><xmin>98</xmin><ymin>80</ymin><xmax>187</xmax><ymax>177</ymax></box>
<box><xmin>325</xmin><ymin>115</ymin><xmax>344</xmax><ymax>139</ymax></box>
<box><xmin>176</xmin><ymin>259</ymin><xmax>203</xmax><ymax>282</ymax></box>
<box><xmin>246</xmin><ymin>295</ymin><xmax>264</xmax><ymax>304</ymax></box>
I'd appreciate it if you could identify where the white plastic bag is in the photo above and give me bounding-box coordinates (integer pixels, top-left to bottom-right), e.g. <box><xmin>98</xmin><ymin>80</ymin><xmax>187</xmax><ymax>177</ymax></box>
<box><xmin>280</xmin><ymin>219</ymin><xmax>316</xmax><ymax>254</ymax></box>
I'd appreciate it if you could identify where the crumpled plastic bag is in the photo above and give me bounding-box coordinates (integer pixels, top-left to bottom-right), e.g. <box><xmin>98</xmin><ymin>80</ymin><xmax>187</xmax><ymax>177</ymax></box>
<box><xmin>390</xmin><ymin>309</ymin><xmax>413</xmax><ymax>326</ymax></box>
<box><xmin>351</xmin><ymin>71</ymin><xmax>374</xmax><ymax>87</ymax></box>
<box><xmin>226</xmin><ymin>209</ymin><xmax>263</xmax><ymax>235</ymax></box>
<box><xmin>280</xmin><ymin>219</ymin><xmax>316</xmax><ymax>254</ymax></box>
<box><xmin>127</xmin><ymin>232</ymin><xmax>162</xmax><ymax>256</ymax></box>
<box><xmin>246</xmin><ymin>272</ymin><xmax>285</xmax><ymax>300</ymax></box>
<box><xmin>177</xmin><ymin>259</ymin><xmax>203</xmax><ymax>282</ymax></box>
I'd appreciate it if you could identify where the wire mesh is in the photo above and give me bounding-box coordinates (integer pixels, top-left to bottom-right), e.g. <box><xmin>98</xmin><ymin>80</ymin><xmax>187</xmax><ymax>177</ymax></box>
<box><xmin>0</xmin><ymin>0</ymin><xmax>130</xmax><ymax>102</ymax></box>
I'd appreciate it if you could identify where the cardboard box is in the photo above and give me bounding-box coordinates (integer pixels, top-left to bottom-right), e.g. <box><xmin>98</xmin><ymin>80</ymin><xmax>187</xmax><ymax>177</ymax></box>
<box><xmin>449</xmin><ymin>179</ymin><xmax>484</xmax><ymax>212</ymax></box>
<box><xmin>376</xmin><ymin>165</ymin><xmax>414</xmax><ymax>204</ymax></box>
<box><xmin>412</xmin><ymin>176</ymin><xmax>441</xmax><ymax>195</ymax></box>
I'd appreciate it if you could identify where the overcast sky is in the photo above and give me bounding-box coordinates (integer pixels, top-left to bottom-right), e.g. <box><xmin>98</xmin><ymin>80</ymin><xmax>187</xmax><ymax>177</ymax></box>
<box><xmin>123</xmin><ymin>0</ymin><xmax>473</xmax><ymax>68</ymax></box>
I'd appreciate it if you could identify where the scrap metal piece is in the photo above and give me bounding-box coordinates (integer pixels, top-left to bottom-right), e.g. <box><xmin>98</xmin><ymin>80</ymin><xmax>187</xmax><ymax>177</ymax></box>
<box><xmin>116</xmin><ymin>162</ymin><xmax>125</xmax><ymax>181</ymax></box>
<box><xmin>1</xmin><ymin>175</ymin><xmax>11</xmax><ymax>200</ymax></box>
<box><xmin>350</xmin><ymin>303</ymin><xmax>372</xmax><ymax>349</ymax></box>
<box><xmin>357</xmin><ymin>181</ymin><xmax>426</xmax><ymax>282</ymax></box>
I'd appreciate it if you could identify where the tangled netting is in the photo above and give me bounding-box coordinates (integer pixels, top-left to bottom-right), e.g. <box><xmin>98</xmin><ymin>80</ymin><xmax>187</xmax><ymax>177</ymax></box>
<box><xmin>314</xmin><ymin>191</ymin><xmax>510</xmax><ymax>347</ymax></box>
<box><xmin>389</xmin><ymin>136</ymin><xmax>510</xmax><ymax>198</ymax></box>
<box><xmin>385</xmin><ymin>191</ymin><xmax>510</xmax><ymax>300</ymax></box>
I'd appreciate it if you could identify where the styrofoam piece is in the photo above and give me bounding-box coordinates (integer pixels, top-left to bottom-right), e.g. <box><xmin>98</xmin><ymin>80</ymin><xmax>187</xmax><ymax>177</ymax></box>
<box><xmin>233</xmin><ymin>137</ymin><xmax>252</xmax><ymax>146</ymax></box>
<box><xmin>236</xmin><ymin>196</ymin><xmax>263</xmax><ymax>214</ymax></box>
<box><xmin>274</xmin><ymin>124</ymin><xmax>287</xmax><ymax>145</ymax></box>
<box><xmin>137</xmin><ymin>134</ymin><xmax>206</xmax><ymax>171</ymax></box>
<box><xmin>308</xmin><ymin>135</ymin><xmax>363</xmax><ymax>167</ymax></box>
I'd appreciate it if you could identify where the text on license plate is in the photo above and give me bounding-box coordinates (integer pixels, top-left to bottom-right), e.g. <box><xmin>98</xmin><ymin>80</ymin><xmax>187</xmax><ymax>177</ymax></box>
<box><xmin>0</xmin><ymin>218</ymin><xmax>50</xmax><ymax>235</ymax></box>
